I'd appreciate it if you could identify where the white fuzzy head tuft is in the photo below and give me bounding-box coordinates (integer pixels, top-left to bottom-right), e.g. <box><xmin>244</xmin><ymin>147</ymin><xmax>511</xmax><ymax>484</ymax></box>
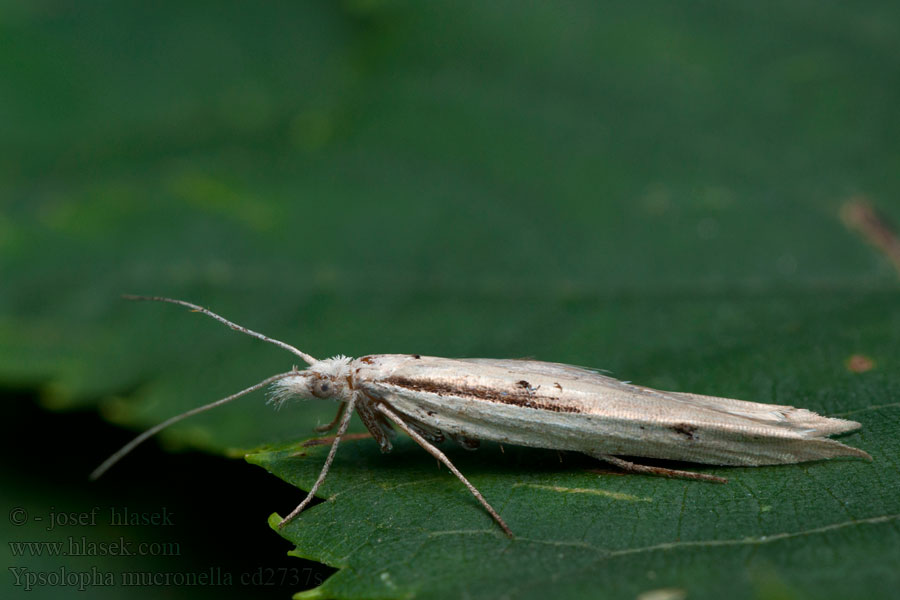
<box><xmin>267</xmin><ymin>374</ymin><xmax>311</xmax><ymax>409</ymax></box>
<box><xmin>267</xmin><ymin>355</ymin><xmax>354</xmax><ymax>408</ymax></box>
<box><xmin>310</xmin><ymin>354</ymin><xmax>353</xmax><ymax>378</ymax></box>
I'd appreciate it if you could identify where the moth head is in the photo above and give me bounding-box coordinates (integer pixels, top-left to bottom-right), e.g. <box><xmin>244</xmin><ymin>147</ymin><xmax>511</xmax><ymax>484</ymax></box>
<box><xmin>268</xmin><ymin>355</ymin><xmax>353</xmax><ymax>407</ymax></box>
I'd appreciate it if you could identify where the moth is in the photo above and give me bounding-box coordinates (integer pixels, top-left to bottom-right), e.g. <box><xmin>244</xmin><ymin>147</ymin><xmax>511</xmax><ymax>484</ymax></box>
<box><xmin>93</xmin><ymin>296</ymin><xmax>871</xmax><ymax>537</ymax></box>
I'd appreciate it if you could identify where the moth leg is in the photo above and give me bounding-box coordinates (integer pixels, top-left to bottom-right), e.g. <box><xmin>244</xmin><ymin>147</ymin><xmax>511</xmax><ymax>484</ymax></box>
<box><xmin>595</xmin><ymin>454</ymin><xmax>728</xmax><ymax>484</ymax></box>
<box><xmin>314</xmin><ymin>401</ymin><xmax>346</xmax><ymax>433</ymax></box>
<box><xmin>375</xmin><ymin>404</ymin><xmax>514</xmax><ymax>538</ymax></box>
<box><xmin>356</xmin><ymin>393</ymin><xmax>395</xmax><ymax>452</ymax></box>
<box><xmin>278</xmin><ymin>395</ymin><xmax>357</xmax><ymax>529</ymax></box>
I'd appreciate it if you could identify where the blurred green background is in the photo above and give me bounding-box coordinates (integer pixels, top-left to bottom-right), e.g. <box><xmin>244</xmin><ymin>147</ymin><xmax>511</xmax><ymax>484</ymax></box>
<box><xmin>2</xmin><ymin>1</ymin><xmax>899</xmax><ymax>599</ymax></box>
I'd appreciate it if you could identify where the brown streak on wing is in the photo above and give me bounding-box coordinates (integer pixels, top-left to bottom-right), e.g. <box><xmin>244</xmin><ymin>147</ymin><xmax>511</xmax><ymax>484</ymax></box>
<box><xmin>672</xmin><ymin>423</ymin><xmax>697</xmax><ymax>440</ymax></box>
<box><xmin>383</xmin><ymin>376</ymin><xmax>582</xmax><ymax>414</ymax></box>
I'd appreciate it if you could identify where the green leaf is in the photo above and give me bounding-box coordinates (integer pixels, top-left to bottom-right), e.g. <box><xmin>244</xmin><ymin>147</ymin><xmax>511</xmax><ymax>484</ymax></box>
<box><xmin>3</xmin><ymin>0</ymin><xmax>900</xmax><ymax>599</ymax></box>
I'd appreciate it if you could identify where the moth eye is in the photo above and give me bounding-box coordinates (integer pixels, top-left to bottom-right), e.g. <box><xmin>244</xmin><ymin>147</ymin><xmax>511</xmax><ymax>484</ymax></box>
<box><xmin>311</xmin><ymin>379</ymin><xmax>334</xmax><ymax>398</ymax></box>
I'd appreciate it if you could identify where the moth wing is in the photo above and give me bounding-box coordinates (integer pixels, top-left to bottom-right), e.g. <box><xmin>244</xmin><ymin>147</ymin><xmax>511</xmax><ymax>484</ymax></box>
<box><xmin>652</xmin><ymin>389</ymin><xmax>862</xmax><ymax>436</ymax></box>
<box><xmin>358</xmin><ymin>355</ymin><xmax>870</xmax><ymax>465</ymax></box>
<box><xmin>458</xmin><ymin>358</ymin><xmax>609</xmax><ymax>380</ymax></box>
<box><xmin>460</xmin><ymin>358</ymin><xmax>860</xmax><ymax>437</ymax></box>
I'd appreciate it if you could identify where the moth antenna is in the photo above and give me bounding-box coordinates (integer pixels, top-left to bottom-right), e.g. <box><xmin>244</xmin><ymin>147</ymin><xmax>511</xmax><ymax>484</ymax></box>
<box><xmin>122</xmin><ymin>295</ymin><xmax>318</xmax><ymax>365</ymax></box>
<box><xmin>90</xmin><ymin>371</ymin><xmax>298</xmax><ymax>481</ymax></box>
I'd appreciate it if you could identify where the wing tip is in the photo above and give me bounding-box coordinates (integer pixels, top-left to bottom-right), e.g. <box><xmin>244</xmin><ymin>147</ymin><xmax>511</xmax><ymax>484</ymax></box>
<box><xmin>785</xmin><ymin>409</ymin><xmax>862</xmax><ymax>437</ymax></box>
<box><xmin>804</xmin><ymin>437</ymin><xmax>872</xmax><ymax>462</ymax></box>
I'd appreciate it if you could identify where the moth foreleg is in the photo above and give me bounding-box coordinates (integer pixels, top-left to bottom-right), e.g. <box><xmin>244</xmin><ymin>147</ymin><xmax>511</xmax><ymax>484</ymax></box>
<box><xmin>314</xmin><ymin>401</ymin><xmax>347</xmax><ymax>433</ymax></box>
<box><xmin>375</xmin><ymin>404</ymin><xmax>514</xmax><ymax>538</ymax></box>
<box><xmin>594</xmin><ymin>454</ymin><xmax>728</xmax><ymax>484</ymax></box>
<box><xmin>279</xmin><ymin>395</ymin><xmax>357</xmax><ymax>529</ymax></box>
